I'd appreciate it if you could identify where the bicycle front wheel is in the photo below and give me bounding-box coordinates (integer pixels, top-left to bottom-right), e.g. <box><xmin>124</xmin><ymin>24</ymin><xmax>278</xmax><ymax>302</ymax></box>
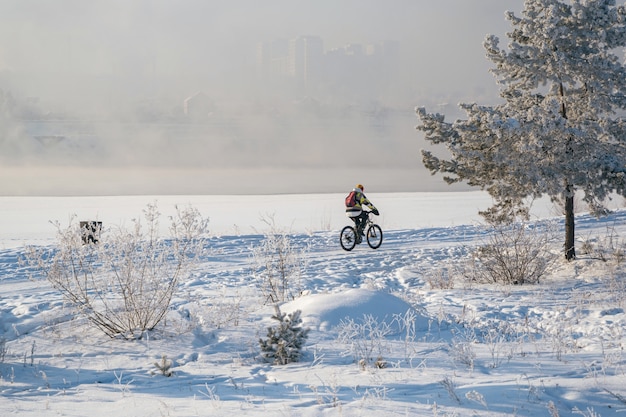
<box><xmin>366</xmin><ymin>224</ymin><xmax>383</xmax><ymax>249</ymax></box>
<box><xmin>340</xmin><ymin>226</ymin><xmax>357</xmax><ymax>251</ymax></box>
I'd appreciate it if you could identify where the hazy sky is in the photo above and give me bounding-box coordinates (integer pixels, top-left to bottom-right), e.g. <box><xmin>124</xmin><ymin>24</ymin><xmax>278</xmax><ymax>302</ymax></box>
<box><xmin>0</xmin><ymin>0</ymin><xmax>524</xmax><ymax>195</ymax></box>
<box><xmin>0</xmin><ymin>1</ymin><xmax>521</xmax><ymax>101</ymax></box>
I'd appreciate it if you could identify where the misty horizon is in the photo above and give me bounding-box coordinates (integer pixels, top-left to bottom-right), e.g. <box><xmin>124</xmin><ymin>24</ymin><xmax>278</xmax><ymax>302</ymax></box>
<box><xmin>0</xmin><ymin>0</ymin><xmax>522</xmax><ymax>196</ymax></box>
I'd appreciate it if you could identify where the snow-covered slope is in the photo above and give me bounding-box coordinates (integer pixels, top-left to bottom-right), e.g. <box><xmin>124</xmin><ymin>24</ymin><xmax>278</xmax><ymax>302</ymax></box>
<box><xmin>1</xmin><ymin>193</ymin><xmax>625</xmax><ymax>416</ymax></box>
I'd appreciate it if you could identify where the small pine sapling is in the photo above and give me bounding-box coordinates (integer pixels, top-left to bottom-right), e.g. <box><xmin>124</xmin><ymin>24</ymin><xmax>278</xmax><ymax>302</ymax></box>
<box><xmin>153</xmin><ymin>355</ymin><xmax>174</xmax><ymax>377</ymax></box>
<box><xmin>259</xmin><ymin>305</ymin><xmax>310</xmax><ymax>365</ymax></box>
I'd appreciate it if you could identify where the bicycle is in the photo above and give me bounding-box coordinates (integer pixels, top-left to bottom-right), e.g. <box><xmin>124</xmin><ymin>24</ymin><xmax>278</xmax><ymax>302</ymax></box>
<box><xmin>340</xmin><ymin>211</ymin><xmax>383</xmax><ymax>251</ymax></box>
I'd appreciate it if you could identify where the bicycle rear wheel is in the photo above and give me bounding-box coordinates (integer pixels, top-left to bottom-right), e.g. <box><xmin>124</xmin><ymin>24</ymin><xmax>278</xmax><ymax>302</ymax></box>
<box><xmin>366</xmin><ymin>224</ymin><xmax>383</xmax><ymax>249</ymax></box>
<box><xmin>340</xmin><ymin>226</ymin><xmax>357</xmax><ymax>251</ymax></box>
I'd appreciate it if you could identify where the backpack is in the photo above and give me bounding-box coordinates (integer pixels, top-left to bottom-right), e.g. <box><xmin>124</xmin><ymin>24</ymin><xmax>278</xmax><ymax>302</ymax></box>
<box><xmin>345</xmin><ymin>190</ymin><xmax>358</xmax><ymax>208</ymax></box>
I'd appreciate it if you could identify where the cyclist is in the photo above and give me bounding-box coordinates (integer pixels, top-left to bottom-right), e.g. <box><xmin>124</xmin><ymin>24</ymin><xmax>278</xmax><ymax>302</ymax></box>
<box><xmin>345</xmin><ymin>184</ymin><xmax>379</xmax><ymax>242</ymax></box>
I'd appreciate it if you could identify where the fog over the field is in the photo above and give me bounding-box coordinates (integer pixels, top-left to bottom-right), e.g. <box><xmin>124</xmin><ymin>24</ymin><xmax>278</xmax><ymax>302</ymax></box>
<box><xmin>0</xmin><ymin>0</ymin><xmax>522</xmax><ymax>195</ymax></box>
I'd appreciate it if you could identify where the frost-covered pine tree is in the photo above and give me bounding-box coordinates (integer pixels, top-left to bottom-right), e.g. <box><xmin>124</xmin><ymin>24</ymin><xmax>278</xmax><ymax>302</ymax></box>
<box><xmin>259</xmin><ymin>306</ymin><xmax>310</xmax><ymax>365</ymax></box>
<box><xmin>417</xmin><ymin>0</ymin><xmax>626</xmax><ymax>260</ymax></box>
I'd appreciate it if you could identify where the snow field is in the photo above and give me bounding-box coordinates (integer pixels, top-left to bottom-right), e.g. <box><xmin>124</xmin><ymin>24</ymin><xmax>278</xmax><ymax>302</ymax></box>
<box><xmin>1</xmin><ymin>194</ymin><xmax>626</xmax><ymax>416</ymax></box>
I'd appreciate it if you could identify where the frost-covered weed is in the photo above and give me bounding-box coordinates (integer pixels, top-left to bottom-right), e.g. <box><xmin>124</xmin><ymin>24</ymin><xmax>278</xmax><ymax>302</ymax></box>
<box><xmin>310</xmin><ymin>373</ymin><xmax>342</xmax><ymax>408</ymax></box>
<box><xmin>439</xmin><ymin>376</ymin><xmax>461</xmax><ymax>404</ymax></box>
<box><xmin>547</xmin><ymin>400</ymin><xmax>560</xmax><ymax>417</ymax></box>
<box><xmin>481</xmin><ymin>326</ymin><xmax>510</xmax><ymax>368</ymax></box>
<box><xmin>336</xmin><ymin>314</ymin><xmax>392</xmax><ymax>369</ymax></box>
<box><xmin>572</xmin><ymin>406</ymin><xmax>601</xmax><ymax>417</ymax></box>
<box><xmin>392</xmin><ymin>309</ymin><xmax>420</xmax><ymax>360</ymax></box>
<box><xmin>450</xmin><ymin>328</ymin><xmax>476</xmax><ymax>371</ymax></box>
<box><xmin>200</xmin><ymin>383</ymin><xmax>222</xmax><ymax>409</ymax></box>
<box><xmin>542</xmin><ymin>310</ymin><xmax>580</xmax><ymax>361</ymax></box>
<box><xmin>580</xmin><ymin>224</ymin><xmax>626</xmax><ymax>264</ymax></box>
<box><xmin>465</xmin><ymin>390</ymin><xmax>488</xmax><ymax>408</ymax></box>
<box><xmin>114</xmin><ymin>370</ymin><xmax>133</xmax><ymax>397</ymax></box>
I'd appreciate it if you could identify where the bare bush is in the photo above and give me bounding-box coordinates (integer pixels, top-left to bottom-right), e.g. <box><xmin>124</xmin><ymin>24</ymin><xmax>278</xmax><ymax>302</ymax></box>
<box><xmin>466</xmin><ymin>222</ymin><xmax>558</xmax><ymax>285</ymax></box>
<box><xmin>25</xmin><ymin>203</ymin><xmax>209</xmax><ymax>339</ymax></box>
<box><xmin>251</xmin><ymin>218</ymin><xmax>307</xmax><ymax>304</ymax></box>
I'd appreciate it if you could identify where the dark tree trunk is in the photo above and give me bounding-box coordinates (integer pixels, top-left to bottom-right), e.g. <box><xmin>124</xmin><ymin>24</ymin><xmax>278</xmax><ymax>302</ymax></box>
<box><xmin>564</xmin><ymin>194</ymin><xmax>576</xmax><ymax>260</ymax></box>
<box><xmin>559</xmin><ymin>83</ymin><xmax>576</xmax><ymax>261</ymax></box>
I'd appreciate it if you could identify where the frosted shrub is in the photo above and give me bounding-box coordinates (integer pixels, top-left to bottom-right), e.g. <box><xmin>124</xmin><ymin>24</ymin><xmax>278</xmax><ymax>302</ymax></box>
<box><xmin>259</xmin><ymin>305</ymin><xmax>310</xmax><ymax>365</ymax></box>
<box><xmin>252</xmin><ymin>220</ymin><xmax>307</xmax><ymax>304</ymax></box>
<box><xmin>467</xmin><ymin>222</ymin><xmax>558</xmax><ymax>285</ymax></box>
<box><xmin>336</xmin><ymin>314</ymin><xmax>392</xmax><ymax>369</ymax></box>
<box><xmin>25</xmin><ymin>203</ymin><xmax>209</xmax><ymax>339</ymax></box>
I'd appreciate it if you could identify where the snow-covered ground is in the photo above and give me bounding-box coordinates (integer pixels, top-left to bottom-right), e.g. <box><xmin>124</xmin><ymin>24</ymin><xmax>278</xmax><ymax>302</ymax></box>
<box><xmin>1</xmin><ymin>192</ymin><xmax>626</xmax><ymax>416</ymax></box>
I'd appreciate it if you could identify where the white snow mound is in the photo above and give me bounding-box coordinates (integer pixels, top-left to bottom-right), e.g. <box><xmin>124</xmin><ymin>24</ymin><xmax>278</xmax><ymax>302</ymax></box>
<box><xmin>282</xmin><ymin>288</ymin><xmax>428</xmax><ymax>332</ymax></box>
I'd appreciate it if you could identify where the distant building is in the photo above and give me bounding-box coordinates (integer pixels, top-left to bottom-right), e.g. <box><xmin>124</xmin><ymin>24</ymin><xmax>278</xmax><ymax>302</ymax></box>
<box><xmin>183</xmin><ymin>92</ymin><xmax>215</xmax><ymax>119</ymax></box>
<box><xmin>257</xmin><ymin>39</ymin><xmax>290</xmax><ymax>80</ymax></box>
<box><xmin>289</xmin><ymin>36</ymin><xmax>324</xmax><ymax>94</ymax></box>
<box><xmin>255</xmin><ymin>35</ymin><xmax>401</xmax><ymax>103</ymax></box>
<box><xmin>344</xmin><ymin>43</ymin><xmax>363</xmax><ymax>56</ymax></box>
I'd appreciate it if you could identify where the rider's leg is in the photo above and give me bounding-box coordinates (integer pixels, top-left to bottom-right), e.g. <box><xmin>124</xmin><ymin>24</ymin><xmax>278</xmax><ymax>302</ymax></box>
<box><xmin>357</xmin><ymin>212</ymin><xmax>367</xmax><ymax>235</ymax></box>
<box><xmin>353</xmin><ymin>217</ymin><xmax>360</xmax><ymax>234</ymax></box>
<box><xmin>351</xmin><ymin>217</ymin><xmax>359</xmax><ymax>234</ymax></box>
<box><xmin>351</xmin><ymin>216</ymin><xmax>362</xmax><ymax>243</ymax></box>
